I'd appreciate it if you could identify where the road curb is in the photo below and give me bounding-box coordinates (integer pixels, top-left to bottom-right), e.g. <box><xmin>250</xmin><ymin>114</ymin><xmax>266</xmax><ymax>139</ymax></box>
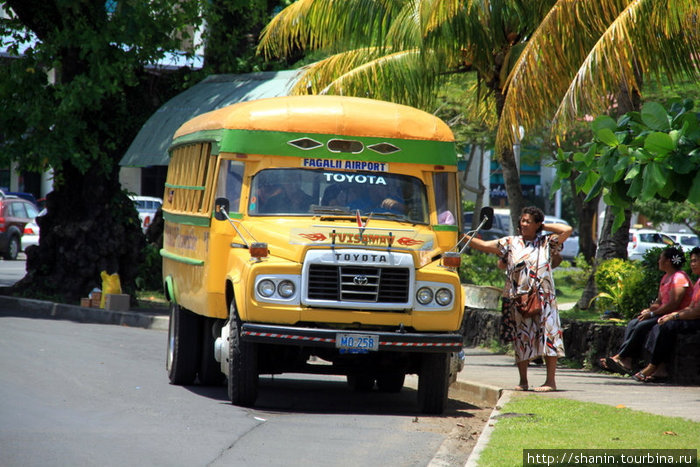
<box><xmin>451</xmin><ymin>380</ymin><xmax>502</xmax><ymax>407</ymax></box>
<box><xmin>464</xmin><ymin>389</ymin><xmax>513</xmax><ymax>466</ymax></box>
<box><xmin>0</xmin><ymin>295</ymin><xmax>169</xmax><ymax>331</ymax></box>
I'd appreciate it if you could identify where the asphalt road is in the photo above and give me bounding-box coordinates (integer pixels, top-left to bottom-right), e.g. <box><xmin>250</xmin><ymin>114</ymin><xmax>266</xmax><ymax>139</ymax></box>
<box><xmin>0</xmin><ymin>255</ymin><xmax>25</xmax><ymax>287</ymax></box>
<box><xmin>0</xmin><ymin>317</ymin><xmax>488</xmax><ymax>467</ymax></box>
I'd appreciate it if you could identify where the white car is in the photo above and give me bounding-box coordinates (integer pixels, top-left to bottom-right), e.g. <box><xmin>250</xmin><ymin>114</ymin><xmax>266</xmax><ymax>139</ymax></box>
<box><xmin>130</xmin><ymin>195</ymin><xmax>163</xmax><ymax>232</ymax></box>
<box><xmin>665</xmin><ymin>232</ymin><xmax>700</xmax><ymax>252</ymax></box>
<box><xmin>21</xmin><ymin>220</ymin><xmax>40</xmax><ymax>251</ymax></box>
<box><xmin>544</xmin><ymin>215</ymin><xmax>579</xmax><ymax>261</ymax></box>
<box><xmin>628</xmin><ymin>228</ymin><xmax>675</xmax><ymax>260</ymax></box>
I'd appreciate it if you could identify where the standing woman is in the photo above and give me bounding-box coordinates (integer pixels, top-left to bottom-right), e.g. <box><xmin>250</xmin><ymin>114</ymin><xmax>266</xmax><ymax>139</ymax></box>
<box><xmin>469</xmin><ymin>206</ymin><xmax>572</xmax><ymax>392</ymax></box>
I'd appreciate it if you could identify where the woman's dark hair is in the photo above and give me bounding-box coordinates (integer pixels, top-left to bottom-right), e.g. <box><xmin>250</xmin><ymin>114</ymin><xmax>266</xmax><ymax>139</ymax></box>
<box><xmin>690</xmin><ymin>247</ymin><xmax>700</xmax><ymax>258</ymax></box>
<box><xmin>662</xmin><ymin>246</ymin><xmax>686</xmax><ymax>269</ymax></box>
<box><xmin>519</xmin><ymin>206</ymin><xmax>545</xmax><ymax>233</ymax></box>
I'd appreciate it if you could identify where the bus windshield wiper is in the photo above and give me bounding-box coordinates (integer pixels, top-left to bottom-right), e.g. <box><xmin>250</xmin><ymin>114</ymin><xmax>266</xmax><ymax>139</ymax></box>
<box><xmin>369</xmin><ymin>211</ymin><xmax>412</xmax><ymax>222</ymax></box>
<box><xmin>311</xmin><ymin>205</ymin><xmax>354</xmax><ymax>216</ymax></box>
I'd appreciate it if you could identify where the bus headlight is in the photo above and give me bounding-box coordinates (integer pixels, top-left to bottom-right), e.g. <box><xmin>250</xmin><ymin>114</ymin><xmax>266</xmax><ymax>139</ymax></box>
<box><xmin>277</xmin><ymin>280</ymin><xmax>295</xmax><ymax>298</ymax></box>
<box><xmin>416</xmin><ymin>287</ymin><xmax>434</xmax><ymax>305</ymax></box>
<box><xmin>257</xmin><ymin>279</ymin><xmax>276</xmax><ymax>298</ymax></box>
<box><xmin>435</xmin><ymin>288</ymin><xmax>453</xmax><ymax>306</ymax></box>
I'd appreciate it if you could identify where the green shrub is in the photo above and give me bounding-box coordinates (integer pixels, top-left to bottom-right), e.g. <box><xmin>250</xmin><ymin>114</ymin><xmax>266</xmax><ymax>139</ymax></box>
<box><xmin>624</xmin><ymin>247</ymin><xmax>665</xmax><ymax>316</ymax></box>
<box><xmin>135</xmin><ymin>243</ymin><xmax>163</xmax><ymax>291</ymax></box>
<box><xmin>593</xmin><ymin>258</ymin><xmax>644</xmax><ymax>319</ymax></box>
<box><xmin>458</xmin><ymin>250</ymin><xmax>504</xmax><ymax>287</ymax></box>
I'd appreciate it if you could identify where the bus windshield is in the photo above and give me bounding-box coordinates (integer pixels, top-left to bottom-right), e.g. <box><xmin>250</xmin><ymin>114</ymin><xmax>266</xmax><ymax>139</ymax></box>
<box><xmin>247</xmin><ymin>168</ymin><xmax>429</xmax><ymax>223</ymax></box>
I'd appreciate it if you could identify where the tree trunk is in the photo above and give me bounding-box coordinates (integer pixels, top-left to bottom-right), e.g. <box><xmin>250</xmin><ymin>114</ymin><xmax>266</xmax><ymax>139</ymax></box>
<box><xmin>570</xmin><ymin>177</ymin><xmax>600</xmax><ymax>263</ymax></box>
<box><xmin>578</xmin><ymin>77</ymin><xmax>641</xmax><ymax>309</ymax></box>
<box><xmin>596</xmin><ymin>207</ymin><xmax>631</xmax><ymax>260</ymax></box>
<box><xmin>492</xmin><ymin>88</ymin><xmax>525</xmax><ymax>230</ymax></box>
<box><xmin>11</xmin><ymin>164</ymin><xmax>145</xmax><ymax>303</ymax></box>
<box><xmin>577</xmin><ymin>207</ymin><xmax>631</xmax><ymax>309</ymax></box>
<box><xmin>500</xmin><ymin>144</ymin><xmax>525</xmax><ymax>231</ymax></box>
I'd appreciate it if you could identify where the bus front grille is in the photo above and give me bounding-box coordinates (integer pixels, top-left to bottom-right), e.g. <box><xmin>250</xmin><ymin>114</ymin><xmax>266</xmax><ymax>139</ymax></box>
<box><xmin>307</xmin><ymin>264</ymin><xmax>410</xmax><ymax>303</ymax></box>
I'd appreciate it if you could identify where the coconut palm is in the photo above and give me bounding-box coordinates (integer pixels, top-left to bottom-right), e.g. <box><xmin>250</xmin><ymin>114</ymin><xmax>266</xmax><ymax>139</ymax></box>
<box><xmin>259</xmin><ymin>0</ymin><xmax>700</xmax><ymax>237</ymax></box>
<box><xmin>259</xmin><ymin>0</ymin><xmax>558</xmax><ymax>228</ymax></box>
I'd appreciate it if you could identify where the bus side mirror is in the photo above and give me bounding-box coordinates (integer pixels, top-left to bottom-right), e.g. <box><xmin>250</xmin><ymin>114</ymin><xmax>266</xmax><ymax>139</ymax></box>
<box><xmin>479</xmin><ymin>206</ymin><xmax>494</xmax><ymax>230</ymax></box>
<box><xmin>214</xmin><ymin>198</ymin><xmax>230</xmax><ymax>221</ymax></box>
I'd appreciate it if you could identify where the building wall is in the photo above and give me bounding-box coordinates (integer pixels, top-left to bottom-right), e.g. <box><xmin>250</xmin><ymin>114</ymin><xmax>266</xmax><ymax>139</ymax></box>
<box><xmin>119</xmin><ymin>167</ymin><xmax>141</xmax><ymax>195</ymax></box>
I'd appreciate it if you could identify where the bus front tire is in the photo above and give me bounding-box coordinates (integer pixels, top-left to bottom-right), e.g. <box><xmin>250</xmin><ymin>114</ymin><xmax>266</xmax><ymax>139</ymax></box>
<box><xmin>166</xmin><ymin>302</ymin><xmax>200</xmax><ymax>385</ymax></box>
<box><xmin>227</xmin><ymin>300</ymin><xmax>258</xmax><ymax>406</ymax></box>
<box><xmin>418</xmin><ymin>353</ymin><xmax>449</xmax><ymax>414</ymax></box>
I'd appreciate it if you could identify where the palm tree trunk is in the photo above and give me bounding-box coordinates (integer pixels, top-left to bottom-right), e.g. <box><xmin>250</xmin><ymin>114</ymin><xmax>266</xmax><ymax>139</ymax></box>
<box><xmin>492</xmin><ymin>88</ymin><xmax>525</xmax><ymax>230</ymax></box>
<box><xmin>500</xmin><ymin>145</ymin><xmax>525</xmax><ymax>230</ymax></box>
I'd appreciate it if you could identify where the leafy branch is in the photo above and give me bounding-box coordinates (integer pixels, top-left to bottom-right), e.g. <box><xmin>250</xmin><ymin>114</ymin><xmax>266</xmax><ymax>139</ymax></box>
<box><xmin>551</xmin><ymin>100</ymin><xmax>700</xmax><ymax>231</ymax></box>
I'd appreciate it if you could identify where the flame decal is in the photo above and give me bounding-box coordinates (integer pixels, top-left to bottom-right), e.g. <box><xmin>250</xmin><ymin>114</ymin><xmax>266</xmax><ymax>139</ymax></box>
<box><xmin>299</xmin><ymin>233</ymin><xmax>327</xmax><ymax>242</ymax></box>
<box><xmin>397</xmin><ymin>237</ymin><xmax>424</xmax><ymax>246</ymax></box>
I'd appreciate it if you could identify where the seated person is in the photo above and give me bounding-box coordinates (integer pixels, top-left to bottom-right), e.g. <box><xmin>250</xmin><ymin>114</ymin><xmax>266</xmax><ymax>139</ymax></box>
<box><xmin>257</xmin><ymin>171</ymin><xmax>313</xmax><ymax>214</ymax></box>
<box><xmin>599</xmin><ymin>247</ymin><xmax>692</xmax><ymax>375</ymax></box>
<box><xmin>348</xmin><ymin>184</ymin><xmax>405</xmax><ymax>214</ymax></box>
<box><xmin>633</xmin><ymin>247</ymin><xmax>700</xmax><ymax>383</ymax></box>
<box><xmin>321</xmin><ymin>184</ymin><xmax>344</xmax><ymax>207</ymax></box>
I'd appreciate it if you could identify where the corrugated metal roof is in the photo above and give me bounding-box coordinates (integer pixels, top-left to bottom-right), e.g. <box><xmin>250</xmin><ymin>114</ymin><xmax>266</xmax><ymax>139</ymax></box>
<box><xmin>120</xmin><ymin>70</ymin><xmax>302</xmax><ymax>167</ymax></box>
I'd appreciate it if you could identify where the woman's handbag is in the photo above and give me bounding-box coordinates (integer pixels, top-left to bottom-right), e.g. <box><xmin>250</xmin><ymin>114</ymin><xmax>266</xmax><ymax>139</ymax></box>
<box><xmin>516</xmin><ymin>288</ymin><xmax>542</xmax><ymax>318</ymax></box>
<box><xmin>515</xmin><ymin>242</ymin><xmax>543</xmax><ymax>319</ymax></box>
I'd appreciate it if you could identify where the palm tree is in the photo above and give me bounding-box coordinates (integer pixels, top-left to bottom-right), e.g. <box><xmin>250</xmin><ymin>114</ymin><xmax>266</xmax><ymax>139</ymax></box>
<box><xmin>259</xmin><ymin>0</ymin><xmax>558</xmax><ymax>229</ymax></box>
<box><xmin>259</xmin><ymin>0</ymin><xmax>700</xmax><ymax>259</ymax></box>
<box><xmin>502</xmin><ymin>0</ymin><xmax>699</xmax><ymax>306</ymax></box>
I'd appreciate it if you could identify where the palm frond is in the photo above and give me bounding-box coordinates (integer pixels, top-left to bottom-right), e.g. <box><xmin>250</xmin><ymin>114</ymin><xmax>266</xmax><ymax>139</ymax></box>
<box><xmin>551</xmin><ymin>0</ymin><xmax>700</xmax><ymax>134</ymax></box>
<box><xmin>289</xmin><ymin>48</ymin><xmax>390</xmax><ymax>95</ymax></box>
<box><xmin>258</xmin><ymin>0</ymin><xmax>404</xmax><ymax>59</ymax></box>
<box><xmin>497</xmin><ymin>0</ymin><xmax>700</xmax><ymax>149</ymax></box>
<box><xmin>291</xmin><ymin>48</ymin><xmax>441</xmax><ymax>109</ymax></box>
<box><xmin>496</xmin><ymin>0</ymin><xmax>612</xmax><ymax>149</ymax></box>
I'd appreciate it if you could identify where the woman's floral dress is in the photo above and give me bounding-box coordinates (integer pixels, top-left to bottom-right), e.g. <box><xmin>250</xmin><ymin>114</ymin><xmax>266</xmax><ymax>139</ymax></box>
<box><xmin>497</xmin><ymin>233</ymin><xmax>566</xmax><ymax>362</ymax></box>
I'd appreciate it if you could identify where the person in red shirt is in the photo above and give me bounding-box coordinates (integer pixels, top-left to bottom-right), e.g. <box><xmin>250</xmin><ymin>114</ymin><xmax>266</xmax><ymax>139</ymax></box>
<box><xmin>599</xmin><ymin>246</ymin><xmax>692</xmax><ymax>375</ymax></box>
<box><xmin>633</xmin><ymin>247</ymin><xmax>700</xmax><ymax>382</ymax></box>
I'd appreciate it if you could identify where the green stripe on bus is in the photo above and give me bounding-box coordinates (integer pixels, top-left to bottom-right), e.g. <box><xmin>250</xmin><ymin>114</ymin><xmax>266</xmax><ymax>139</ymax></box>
<box><xmin>432</xmin><ymin>224</ymin><xmax>458</xmax><ymax>232</ymax></box>
<box><xmin>160</xmin><ymin>248</ymin><xmax>205</xmax><ymax>266</ymax></box>
<box><xmin>171</xmin><ymin>129</ymin><xmax>457</xmax><ymax>166</ymax></box>
<box><xmin>169</xmin><ymin>130</ymin><xmax>222</xmax><ymax>155</ymax></box>
<box><xmin>164</xmin><ymin>183</ymin><xmax>205</xmax><ymax>191</ymax></box>
<box><xmin>163</xmin><ymin>211</ymin><xmax>211</xmax><ymax>227</ymax></box>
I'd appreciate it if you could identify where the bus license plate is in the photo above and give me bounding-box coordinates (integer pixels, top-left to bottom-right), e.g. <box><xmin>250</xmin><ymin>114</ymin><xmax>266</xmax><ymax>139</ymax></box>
<box><xmin>336</xmin><ymin>333</ymin><xmax>379</xmax><ymax>353</ymax></box>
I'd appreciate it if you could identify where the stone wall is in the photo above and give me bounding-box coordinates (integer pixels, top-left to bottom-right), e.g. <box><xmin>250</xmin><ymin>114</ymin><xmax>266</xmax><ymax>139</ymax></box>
<box><xmin>462</xmin><ymin>307</ymin><xmax>699</xmax><ymax>385</ymax></box>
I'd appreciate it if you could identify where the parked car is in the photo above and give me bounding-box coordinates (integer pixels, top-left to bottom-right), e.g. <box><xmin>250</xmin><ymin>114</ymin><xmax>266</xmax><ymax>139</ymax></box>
<box><xmin>463</xmin><ymin>209</ymin><xmax>579</xmax><ymax>260</ymax></box>
<box><xmin>463</xmin><ymin>208</ymin><xmax>512</xmax><ymax>240</ymax></box>
<box><xmin>130</xmin><ymin>195</ymin><xmax>163</xmax><ymax>232</ymax></box>
<box><xmin>21</xmin><ymin>220</ymin><xmax>40</xmax><ymax>251</ymax></box>
<box><xmin>0</xmin><ymin>195</ymin><xmax>41</xmax><ymax>260</ymax></box>
<box><xmin>665</xmin><ymin>232</ymin><xmax>700</xmax><ymax>252</ymax></box>
<box><xmin>628</xmin><ymin>228</ymin><xmax>675</xmax><ymax>260</ymax></box>
<box><xmin>544</xmin><ymin>215</ymin><xmax>580</xmax><ymax>261</ymax></box>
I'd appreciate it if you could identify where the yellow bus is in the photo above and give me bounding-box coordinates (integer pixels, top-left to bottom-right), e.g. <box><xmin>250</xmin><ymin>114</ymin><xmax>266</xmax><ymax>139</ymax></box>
<box><xmin>163</xmin><ymin>95</ymin><xmax>465</xmax><ymax>413</ymax></box>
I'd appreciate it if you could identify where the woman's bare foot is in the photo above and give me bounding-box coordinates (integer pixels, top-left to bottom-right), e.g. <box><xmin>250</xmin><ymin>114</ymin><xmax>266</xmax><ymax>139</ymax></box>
<box><xmin>533</xmin><ymin>385</ymin><xmax>556</xmax><ymax>392</ymax></box>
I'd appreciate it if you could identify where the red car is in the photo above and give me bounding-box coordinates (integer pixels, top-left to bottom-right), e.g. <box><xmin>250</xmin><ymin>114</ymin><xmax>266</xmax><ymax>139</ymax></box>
<box><xmin>0</xmin><ymin>195</ymin><xmax>40</xmax><ymax>260</ymax></box>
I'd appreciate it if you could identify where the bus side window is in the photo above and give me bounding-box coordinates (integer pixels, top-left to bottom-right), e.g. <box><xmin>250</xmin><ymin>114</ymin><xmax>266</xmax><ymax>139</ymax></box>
<box><xmin>216</xmin><ymin>160</ymin><xmax>245</xmax><ymax>212</ymax></box>
<box><xmin>433</xmin><ymin>172</ymin><xmax>456</xmax><ymax>225</ymax></box>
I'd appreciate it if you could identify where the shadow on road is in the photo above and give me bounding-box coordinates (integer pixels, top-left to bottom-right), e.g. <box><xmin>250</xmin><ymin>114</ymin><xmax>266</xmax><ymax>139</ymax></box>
<box><xmin>186</xmin><ymin>375</ymin><xmax>482</xmax><ymax>418</ymax></box>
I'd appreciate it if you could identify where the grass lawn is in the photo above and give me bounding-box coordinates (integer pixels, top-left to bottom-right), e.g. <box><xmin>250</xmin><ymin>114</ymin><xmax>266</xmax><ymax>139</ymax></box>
<box><xmin>477</xmin><ymin>395</ymin><xmax>700</xmax><ymax>466</ymax></box>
